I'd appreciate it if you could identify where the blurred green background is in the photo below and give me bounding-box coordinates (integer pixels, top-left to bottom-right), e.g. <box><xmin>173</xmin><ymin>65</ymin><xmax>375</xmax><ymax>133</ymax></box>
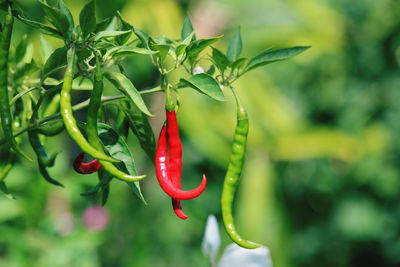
<box><xmin>1</xmin><ymin>0</ymin><xmax>400</xmax><ymax>266</ymax></box>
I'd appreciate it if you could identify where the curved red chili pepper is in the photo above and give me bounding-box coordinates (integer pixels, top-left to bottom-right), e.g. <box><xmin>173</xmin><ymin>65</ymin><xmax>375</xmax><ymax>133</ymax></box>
<box><xmin>172</xmin><ymin>199</ymin><xmax>187</xmax><ymax>219</ymax></box>
<box><xmin>155</xmin><ymin>125</ymin><xmax>207</xmax><ymax>200</ymax></box>
<box><xmin>73</xmin><ymin>152</ymin><xmax>102</xmax><ymax>174</ymax></box>
<box><xmin>166</xmin><ymin>110</ymin><xmax>188</xmax><ymax>220</ymax></box>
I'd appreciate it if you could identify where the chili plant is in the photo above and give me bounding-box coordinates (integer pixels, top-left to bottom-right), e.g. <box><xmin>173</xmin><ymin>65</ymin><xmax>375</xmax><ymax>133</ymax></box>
<box><xmin>0</xmin><ymin>0</ymin><xmax>309</xmax><ymax>249</ymax></box>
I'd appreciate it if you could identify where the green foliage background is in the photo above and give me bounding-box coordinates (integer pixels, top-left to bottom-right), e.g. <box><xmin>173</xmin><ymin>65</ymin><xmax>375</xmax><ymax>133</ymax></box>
<box><xmin>1</xmin><ymin>0</ymin><xmax>400</xmax><ymax>266</ymax></box>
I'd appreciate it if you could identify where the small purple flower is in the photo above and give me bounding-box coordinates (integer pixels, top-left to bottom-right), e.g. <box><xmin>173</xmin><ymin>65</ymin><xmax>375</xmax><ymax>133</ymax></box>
<box><xmin>82</xmin><ymin>205</ymin><xmax>109</xmax><ymax>231</ymax></box>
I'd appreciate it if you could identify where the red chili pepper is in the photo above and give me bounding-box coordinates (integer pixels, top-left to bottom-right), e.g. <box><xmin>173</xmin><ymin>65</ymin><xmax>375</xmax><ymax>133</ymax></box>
<box><xmin>155</xmin><ymin>125</ymin><xmax>207</xmax><ymax>200</ymax></box>
<box><xmin>166</xmin><ymin>110</ymin><xmax>188</xmax><ymax>220</ymax></box>
<box><xmin>73</xmin><ymin>152</ymin><xmax>102</xmax><ymax>174</ymax></box>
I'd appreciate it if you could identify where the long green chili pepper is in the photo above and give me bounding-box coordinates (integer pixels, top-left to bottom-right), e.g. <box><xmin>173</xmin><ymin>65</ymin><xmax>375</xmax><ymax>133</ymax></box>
<box><xmin>28</xmin><ymin>130</ymin><xmax>58</xmax><ymax>167</ymax></box>
<box><xmin>0</xmin><ymin>6</ymin><xmax>31</xmax><ymax>161</ymax></box>
<box><xmin>37</xmin><ymin>160</ymin><xmax>64</xmax><ymax>187</ymax></box>
<box><xmin>85</xmin><ymin>54</ymin><xmax>145</xmax><ymax>182</ymax></box>
<box><xmin>221</xmin><ymin>87</ymin><xmax>260</xmax><ymax>249</ymax></box>
<box><xmin>60</xmin><ymin>47</ymin><xmax>118</xmax><ymax>163</ymax></box>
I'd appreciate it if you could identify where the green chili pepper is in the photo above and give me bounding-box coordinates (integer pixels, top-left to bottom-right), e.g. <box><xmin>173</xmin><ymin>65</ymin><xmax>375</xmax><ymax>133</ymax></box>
<box><xmin>0</xmin><ymin>6</ymin><xmax>31</xmax><ymax>161</ymax></box>
<box><xmin>85</xmin><ymin>54</ymin><xmax>145</xmax><ymax>183</ymax></box>
<box><xmin>28</xmin><ymin>98</ymin><xmax>63</xmax><ymax>187</ymax></box>
<box><xmin>0</xmin><ymin>151</ymin><xmax>16</xmax><ymax>198</ymax></box>
<box><xmin>28</xmin><ymin>129</ymin><xmax>58</xmax><ymax>167</ymax></box>
<box><xmin>0</xmin><ymin>151</ymin><xmax>16</xmax><ymax>183</ymax></box>
<box><xmin>36</xmin><ymin>120</ymin><xmax>65</xmax><ymax>136</ymax></box>
<box><xmin>38</xmin><ymin>160</ymin><xmax>64</xmax><ymax>187</ymax></box>
<box><xmin>1</xmin><ymin>118</ymin><xmax>22</xmax><ymax>198</ymax></box>
<box><xmin>221</xmin><ymin>87</ymin><xmax>260</xmax><ymax>249</ymax></box>
<box><xmin>36</xmin><ymin>94</ymin><xmax>64</xmax><ymax>137</ymax></box>
<box><xmin>43</xmin><ymin>93</ymin><xmax>61</xmax><ymax>117</ymax></box>
<box><xmin>60</xmin><ymin>47</ymin><xmax>118</xmax><ymax>163</ymax></box>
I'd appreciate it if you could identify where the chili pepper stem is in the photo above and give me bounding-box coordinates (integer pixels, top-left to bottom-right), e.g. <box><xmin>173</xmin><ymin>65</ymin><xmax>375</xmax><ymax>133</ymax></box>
<box><xmin>230</xmin><ymin>86</ymin><xmax>248</xmax><ymax>120</ymax></box>
<box><xmin>165</xmin><ymin>85</ymin><xmax>175</xmax><ymax>112</ymax></box>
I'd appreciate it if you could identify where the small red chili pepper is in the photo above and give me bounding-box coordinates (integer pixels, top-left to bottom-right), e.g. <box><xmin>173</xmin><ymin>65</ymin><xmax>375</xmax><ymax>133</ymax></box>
<box><xmin>73</xmin><ymin>152</ymin><xmax>102</xmax><ymax>174</ymax></box>
<box><xmin>166</xmin><ymin>110</ymin><xmax>188</xmax><ymax>220</ymax></box>
<box><xmin>155</xmin><ymin>125</ymin><xmax>207</xmax><ymax>200</ymax></box>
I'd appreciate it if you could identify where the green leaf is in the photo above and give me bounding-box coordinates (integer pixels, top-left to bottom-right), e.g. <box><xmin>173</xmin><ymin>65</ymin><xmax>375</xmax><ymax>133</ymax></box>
<box><xmin>97</xmin><ymin>123</ymin><xmax>146</xmax><ymax>204</ymax></box>
<box><xmin>115</xmin><ymin>11</ymin><xmax>133</xmax><ymax>45</ymax></box>
<box><xmin>42</xmin><ymin>46</ymin><xmax>67</xmax><ymax>81</ymax></box>
<box><xmin>206</xmin><ymin>65</ymin><xmax>215</xmax><ymax>75</ymax></box>
<box><xmin>14</xmin><ymin>35</ymin><xmax>28</xmax><ymax>64</ymax></box>
<box><xmin>0</xmin><ymin>1</ymin><xmax>7</xmax><ymax>10</ymax></box>
<box><xmin>95</xmin><ymin>17</ymin><xmax>111</xmax><ymax>33</ymax></box>
<box><xmin>181</xmin><ymin>15</ymin><xmax>196</xmax><ymax>41</ymax></box>
<box><xmin>211</xmin><ymin>47</ymin><xmax>229</xmax><ymax>74</ymax></box>
<box><xmin>175</xmin><ymin>32</ymin><xmax>196</xmax><ymax>61</ymax></box>
<box><xmin>226</xmin><ymin>27</ymin><xmax>242</xmax><ymax>62</ymax></box>
<box><xmin>104</xmin><ymin>71</ymin><xmax>153</xmax><ymax>116</ymax></box>
<box><xmin>79</xmin><ymin>0</ymin><xmax>96</xmax><ymax>37</ymax></box>
<box><xmin>231</xmin><ymin>57</ymin><xmax>248</xmax><ymax>72</ymax></box>
<box><xmin>13</xmin><ymin>41</ymin><xmax>34</xmax><ymax>66</ymax></box>
<box><xmin>114</xmin><ymin>47</ymin><xmax>157</xmax><ymax>57</ymax></box>
<box><xmin>182</xmin><ymin>31</ymin><xmax>196</xmax><ymax>45</ymax></box>
<box><xmin>132</xmin><ymin>27</ymin><xmax>151</xmax><ymax>49</ymax></box>
<box><xmin>17</xmin><ymin>14</ymin><xmax>62</xmax><ymax>38</ymax></box>
<box><xmin>0</xmin><ymin>182</ymin><xmax>15</xmax><ymax>200</ymax></box>
<box><xmin>76</xmin><ymin>46</ymin><xmax>92</xmax><ymax>63</ymax></box>
<box><xmin>40</xmin><ymin>36</ymin><xmax>53</xmax><ymax>64</ymax></box>
<box><xmin>120</xmin><ymin>101</ymin><xmax>156</xmax><ymax>161</ymax></box>
<box><xmin>72</xmin><ymin>77</ymin><xmax>93</xmax><ymax>90</ymax></box>
<box><xmin>14</xmin><ymin>60</ymin><xmax>39</xmax><ymax>83</ymax></box>
<box><xmin>95</xmin><ymin>30</ymin><xmax>131</xmax><ymax>41</ymax></box>
<box><xmin>245</xmin><ymin>46</ymin><xmax>311</xmax><ymax>73</ymax></box>
<box><xmin>100</xmin><ymin>177</ymin><xmax>110</xmax><ymax>206</ymax></box>
<box><xmin>57</xmin><ymin>0</ymin><xmax>74</xmax><ymax>33</ymax></box>
<box><xmin>104</xmin><ymin>46</ymin><xmax>157</xmax><ymax>60</ymax></box>
<box><xmin>175</xmin><ymin>44</ymin><xmax>187</xmax><ymax>60</ymax></box>
<box><xmin>80</xmin><ymin>171</ymin><xmax>112</xmax><ymax>197</ymax></box>
<box><xmin>149</xmin><ymin>41</ymin><xmax>170</xmax><ymax>63</ymax></box>
<box><xmin>187</xmin><ymin>36</ymin><xmax>222</xmax><ymax>61</ymax></box>
<box><xmin>39</xmin><ymin>0</ymin><xmax>71</xmax><ymax>37</ymax></box>
<box><xmin>179</xmin><ymin>73</ymin><xmax>225</xmax><ymax>101</ymax></box>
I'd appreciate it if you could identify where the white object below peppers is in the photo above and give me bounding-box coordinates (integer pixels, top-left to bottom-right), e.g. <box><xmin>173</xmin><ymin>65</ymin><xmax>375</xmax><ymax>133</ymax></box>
<box><xmin>202</xmin><ymin>215</ymin><xmax>273</xmax><ymax>267</ymax></box>
<box><xmin>202</xmin><ymin>215</ymin><xmax>221</xmax><ymax>265</ymax></box>
<box><xmin>219</xmin><ymin>244</ymin><xmax>273</xmax><ymax>267</ymax></box>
